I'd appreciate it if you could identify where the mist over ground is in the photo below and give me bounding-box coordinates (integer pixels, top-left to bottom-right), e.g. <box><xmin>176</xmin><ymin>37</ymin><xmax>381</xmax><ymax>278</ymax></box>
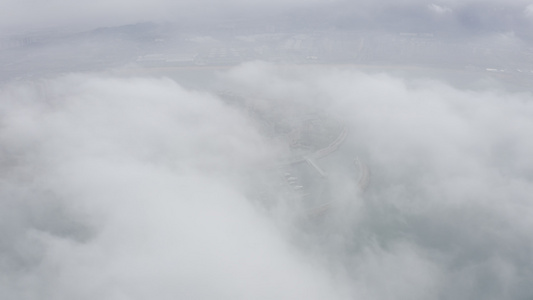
<box><xmin>2</xmin><ymin>0</ymin><xmax>533</xmax><ymax>299</ymax></box>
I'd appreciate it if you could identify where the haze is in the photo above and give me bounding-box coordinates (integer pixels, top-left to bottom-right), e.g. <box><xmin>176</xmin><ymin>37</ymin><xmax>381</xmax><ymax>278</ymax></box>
<box><xmin>1</xmin><ymin>1</ymin><xmax>533</xmax><ymax>299</ymax></box>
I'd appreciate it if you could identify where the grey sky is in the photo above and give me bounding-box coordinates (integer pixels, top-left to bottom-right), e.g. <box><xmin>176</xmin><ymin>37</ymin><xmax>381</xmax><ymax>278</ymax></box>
<box><xmin>3</xmin><ymin>0</ymin><xmax>533</xmax><ymax>36</ymax></box>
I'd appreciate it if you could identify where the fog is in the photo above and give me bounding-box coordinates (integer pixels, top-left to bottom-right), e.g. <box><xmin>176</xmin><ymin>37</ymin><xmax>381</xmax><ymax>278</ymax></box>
<box><xmin>2</xmin><ymin>1</ymin><xmax>533</xmax><ymax>300</ymax></box>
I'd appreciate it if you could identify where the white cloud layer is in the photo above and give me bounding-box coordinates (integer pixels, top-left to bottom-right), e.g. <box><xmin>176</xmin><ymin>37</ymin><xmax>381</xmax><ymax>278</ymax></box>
<box><xmin>0</xmin><ymin>74</ymin><xmax>347</xmax><ymax>299</ymax></box>
<box><xmin>1</xmin><ymin>63</ymin><xmax>533</xmax><ymax>299</ymax></box>
<box><xmin>217</xmin><ymin>63</ymin><xmax>533</xmax><ymax>299</ymax></box>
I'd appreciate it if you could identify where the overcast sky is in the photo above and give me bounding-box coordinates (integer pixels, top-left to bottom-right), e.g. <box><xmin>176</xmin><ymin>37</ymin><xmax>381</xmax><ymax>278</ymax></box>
<box><xmin>3</xmin><ymin>0</ymin><xmax>533</xmax><ymax>36</ymax></box>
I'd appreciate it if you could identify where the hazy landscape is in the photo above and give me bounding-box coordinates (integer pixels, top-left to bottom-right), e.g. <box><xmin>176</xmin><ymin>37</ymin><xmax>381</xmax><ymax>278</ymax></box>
<box><xmin>1</xmin><ymin>1</ymin><xmax>533</xmax><ymax>299</ymax></box>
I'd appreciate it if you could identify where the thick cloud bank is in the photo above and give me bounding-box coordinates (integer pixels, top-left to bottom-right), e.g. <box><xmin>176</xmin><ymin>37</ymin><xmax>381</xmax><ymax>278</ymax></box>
<box><xmin>1</xmin><ymin>64</ymin><xmax>533</xmax><ymax>299</ymax></box>
<box><xmin>223</xmin><ymin>63</ymin><xmax>533</xmax><ymax>299</ymax></box>
<box><xmin>0</xmin><ymin>74</ymin><xmax>346</xmax><ymax>299</ymax></box>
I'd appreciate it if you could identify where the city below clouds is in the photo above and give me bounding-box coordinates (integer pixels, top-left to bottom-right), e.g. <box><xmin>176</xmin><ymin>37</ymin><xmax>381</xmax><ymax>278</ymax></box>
<box><xmin>1</xmin><ymin>1</ymin><xmax>533</xmax><ymax>299</ymax></box>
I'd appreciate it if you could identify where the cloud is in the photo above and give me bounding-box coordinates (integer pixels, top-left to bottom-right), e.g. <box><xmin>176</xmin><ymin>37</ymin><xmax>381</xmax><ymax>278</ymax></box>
<box><xmin>525</xmin><ymin>4</ymin><xmax>533</xmax><ymax>17</ymax></box>
<box><xmin>2</xmin><ymin>63</ymin><xmax>533</xmax><ymax>299</ymax></box>
<box><xmin>428</xmin><ymin>3</ymin><xmax>452</xmax><ymax>14</ymax></box>
<box><xmin>219</xmin><ymin>63</ymin><xmax>533</xmax><ymax>299</ymax></box>
<box><xmin>0</xmin><ymin>73</ymin><xmax>348</xmax><ymax>299</ymax></box>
